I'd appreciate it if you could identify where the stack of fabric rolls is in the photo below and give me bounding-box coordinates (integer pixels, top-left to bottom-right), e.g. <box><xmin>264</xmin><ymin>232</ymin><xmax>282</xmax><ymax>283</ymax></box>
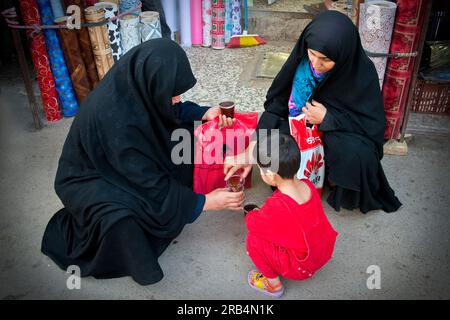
<box><xmin>16</xmin><ymin>0</ymin><xmax>162</xmax><ymax>121</ymax></box>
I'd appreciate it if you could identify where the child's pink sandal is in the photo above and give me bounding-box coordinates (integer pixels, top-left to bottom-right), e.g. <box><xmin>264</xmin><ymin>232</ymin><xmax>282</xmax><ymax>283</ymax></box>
<box><xmin>247</xmin><ymin>270</ymin><xmax>285</xmax><ymax>298</ymax></box>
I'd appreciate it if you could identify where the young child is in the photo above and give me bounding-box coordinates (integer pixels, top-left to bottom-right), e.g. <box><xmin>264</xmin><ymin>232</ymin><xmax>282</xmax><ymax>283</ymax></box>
<box><xmin>245</xmin><ymin>133</ymin><xmax>338</xmax><ymax>298</ymax></box>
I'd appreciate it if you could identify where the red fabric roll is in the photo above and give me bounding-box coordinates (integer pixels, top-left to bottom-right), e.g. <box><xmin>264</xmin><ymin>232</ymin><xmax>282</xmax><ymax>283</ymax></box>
<box><xmin>382</xmin><ymin>0</ymin><xmax>428</xmax><ymax>139</ymax></box>
<box><xmin>19</xmin><ymin>0</ymin><xmax>62</xmax><ymax>121</ymax></box>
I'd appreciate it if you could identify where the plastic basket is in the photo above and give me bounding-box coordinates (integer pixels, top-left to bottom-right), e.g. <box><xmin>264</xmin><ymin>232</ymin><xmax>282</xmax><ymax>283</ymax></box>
<box><xmin>411</xmin><ymin>80</ymin><xmax>450</xmax><ymax>115</ymax></box>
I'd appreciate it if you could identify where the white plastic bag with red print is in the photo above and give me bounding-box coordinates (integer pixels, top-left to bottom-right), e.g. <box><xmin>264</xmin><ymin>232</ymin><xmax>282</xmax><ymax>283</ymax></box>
<box><xmin>289</xmin><ymin>114</ymin><xmax>325</xmax><ymax>194</ymax></box>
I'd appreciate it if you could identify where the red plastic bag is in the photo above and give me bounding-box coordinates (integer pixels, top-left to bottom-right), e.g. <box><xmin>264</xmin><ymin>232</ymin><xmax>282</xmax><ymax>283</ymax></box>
<box><xmin>193</xmin><ymin>112</ymin><xmax>258</xmax><ymax>194</ymax></box>
<box><xmin>289</xmin><ymin>114</ymin><xmax>325</xmax><ymax>194</ymax></box>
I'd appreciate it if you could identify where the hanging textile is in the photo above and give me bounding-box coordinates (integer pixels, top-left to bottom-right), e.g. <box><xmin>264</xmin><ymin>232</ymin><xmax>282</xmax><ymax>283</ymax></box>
<box><xmin>382</xmin><ymin>0</ymin><xmax>428</xmax><ymax>139</ymax></box>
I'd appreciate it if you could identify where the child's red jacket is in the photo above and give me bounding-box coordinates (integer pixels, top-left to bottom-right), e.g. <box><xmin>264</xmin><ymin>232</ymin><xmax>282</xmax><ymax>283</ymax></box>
<box><xmin>245</xmin><ymin>179</ymin><xmax>338</xmax><ymax>280</ymax></box>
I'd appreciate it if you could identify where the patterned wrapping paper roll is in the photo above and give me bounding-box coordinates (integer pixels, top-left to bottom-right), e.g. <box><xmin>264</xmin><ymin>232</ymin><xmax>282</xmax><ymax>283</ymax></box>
<box><xmin>119</xmin><ymin>14</ymin><xmax>141</xmax><ymax>54</ymax></box>
<box><xmin>359</xmin><ymin>1</ymin><xmax>397</xmax><ymax>88</ymax></box>
<box><xmin>202</xmin><ymin>0</ymin><xmax>212</xmax><ymax>47</ymax></box>
<box><xmin>50</xmin><ymin>0</ymin><xmax>65</xmax><ymax>19</ymax></box>
<box><xmin>140</xmin><ymin>11</ymin><xmax>162</xmax><ymax>42</ymax></box>
<box><xmin>119</xmin><ymin>0</ymin><xmax>141</xmax><ymax>15</ymax></box>
<box><xmin>178</xmin><ymin>0</ymin><xmax>192</xmax><ymax>47</ymax></box>
<box><xmin>161</xmin><ymin>0</ymin><xmax>178</xmax><ymax>41</ymax></box>
<box><xmin>85</xmin><ymin>6</ymin><xmax>115</xmax><ymax>79</ymax></box>
<box><xmin>190</xmin><ymin>0</ymin><xmax>203</xmax><ymax>46</ymax></box>
<box><xmin>95</xmin><ymin>2</ymin><xmax>123</xmax><ymax>62</ymax></box>
<box><xmin>55</xmin><ymin>16</ymin><xmax>91</xmax><ymax>103</ymax></box>
<box><xmin>211</xmin><ymin>0</ymin><xmax>225</xmax><ymax>49</ymax></box>
<box><xmin>224</xmin><ymin>0</ymin><xmax>232</xmax><ymax>43</ymax></box>
<box><xmin>64</xmin><ymin>0</ymin><xmax>100</xmax><ymax>89</ymax></box>
<box><xmin>37</xmin><ymin>0</ymin><xmax>79</xmax><ymax>117</ymax></box>
<box><xmin>231</xmin><ymin>0</ymin><xmax>241</xmax><ymax>35</ymax></box>
<box><xmin>18</xmin><ymin>0</ymin><xmax>62</xmax><ymax>121</ymax></box>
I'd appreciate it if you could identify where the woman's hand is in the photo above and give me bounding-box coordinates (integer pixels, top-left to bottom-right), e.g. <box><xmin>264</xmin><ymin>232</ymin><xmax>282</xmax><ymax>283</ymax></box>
<box><xmin>202</xmin><ymin>107</ymin><xmax>235</xmax><ymax>128</ymax></box>
<box><xmin>203</xmin><ymin>188</ymin><xmax>245</xmax><ymax>211</ymax></box>
<box><xmin>302</xmin><ymin>100</ymin><xmax>327</xmax><ymax>124</ymax></box>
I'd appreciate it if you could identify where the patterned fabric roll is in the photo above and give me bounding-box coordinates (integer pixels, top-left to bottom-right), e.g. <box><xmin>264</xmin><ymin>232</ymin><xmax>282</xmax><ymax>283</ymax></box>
<box><xmin>64</xmin><ymin>0</ymin><xmax>99</xmax><ymax>88</ymax></box>
<box><xmin>119</xmin><ymin>0</ymin><xmax>141</xmax><ymax>15</ymax></box>
<box><xmin>50</xmin><ymin>0</ymin><xmax>65</xmax><ymax>19</ymax></box>
<box><xmin>37</xmin><ymin>0</ymin><xmax>79</xmax><ymax>117</ymax></box>
<box><xmin>211</xmin><ymin>0</ymin><xmax>225</xmax><ymax>49</ymax></box>
<box><xmin>359</xmin><ymin>1</ymin><xmax>397</xmax><ymax>88</ymax></box>
<box><xmin>382</xmin><ymin>0</ymin><xmax>428</xmax><ymax>139</ymax></box>
<box><xmin>18</xmin><ymin>0</ymin><xmax>62</xmax><ymax>121</ymax></box>
<box><xmin>139</xmin><ymin>11</ymin><xmax>162</xmax><ymax>42</ymax></box>
<box><xmin>119</xmin><ymin>14</ymin><xmax>141</xmax><ymax>54</ymax></box>
<box><xmin>95</xmin><ymin>2</ymin><xmax>123</xmax><ymax>62</ymax></box>
<box><xmin>231</xmin><ymin>0</ymin><xmax>241</xmax><ymax>35</ymax></box>
<box><xmin>202</xmin><ymin>0</ymin><xmax>212</xmax><ymax>47</ymax></box>
<box><xmin>84</xmin><ymin>6</ymin><xmax>115</xmax><ymax>80</ymax></box>
<box><xmin>224</xmin><ymin>0</ymin><xmax>232</xmax><ymax>43</ymax></box>
<box><xmin>55</xmin><ymin>16</ymin><xmax>91</xmax><ymax>103</ymax></box>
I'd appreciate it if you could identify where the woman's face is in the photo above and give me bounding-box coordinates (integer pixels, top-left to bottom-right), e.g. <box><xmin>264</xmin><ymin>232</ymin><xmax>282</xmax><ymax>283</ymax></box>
<box><xmin>307</xmin><ymin>48</ymin><xmax>335</xmax><ymax>74</ymax></box>
<box><xmin>172</xmin><ymin>95</ymin><xmax>182</xmax><ymax>105</ymax></box>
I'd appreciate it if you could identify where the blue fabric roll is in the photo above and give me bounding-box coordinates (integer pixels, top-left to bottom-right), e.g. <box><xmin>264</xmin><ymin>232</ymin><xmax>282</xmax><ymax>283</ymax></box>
<box><xmin>37</xmin><ymin>0</ymin><xmax>78</xmax><ymax>117</ymax></box>
<box><xmin>50</xmin><ymin>0</ymin><xmax>65</xmax><ymax>19</ymax></box>
<box><xmin>119</xmin><ymin>0</ymin><xmax>142</xmax><ymax>15</ymax></box>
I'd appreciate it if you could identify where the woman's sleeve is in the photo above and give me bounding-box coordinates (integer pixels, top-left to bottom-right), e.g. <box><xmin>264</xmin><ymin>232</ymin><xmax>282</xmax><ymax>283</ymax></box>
<box><xmin>177</xmin><ymin>101</ymin><xmax>209</xmax><ymax>123</ymax></box>
<box><xmin>189</xmin><ymin>194</ymin><xmax>206</xmax><ymax>223</ymax></box>
<box><xmin>319</xmin><ymin>105</ymin><xmax>365</xmax><ymax>135</ymax></box>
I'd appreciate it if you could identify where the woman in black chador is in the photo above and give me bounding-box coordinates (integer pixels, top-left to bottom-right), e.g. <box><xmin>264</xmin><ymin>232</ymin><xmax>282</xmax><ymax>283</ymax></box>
<box><xmin>227</xmin><ymin>11</ymin><xmax>401</xmax><ymax>214</ymax></box>
<box><xmin>41</xmin><ymin>39</ymin><xmax>243</xmax><ymax>285</ymax></box>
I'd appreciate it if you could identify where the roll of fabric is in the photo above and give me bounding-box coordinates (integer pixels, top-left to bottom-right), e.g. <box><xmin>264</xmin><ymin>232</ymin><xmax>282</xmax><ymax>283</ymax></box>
<box><xmin>190</xmin><ymin>0</ymin><xmax>203</xmax><ymax>46</ymax></box>
<box><xmin>178</xmin><ymin>0</ymin><xmax>192</xmax><ymax>47</ymax></box>
<box><xmin>359</xmin><ymin>1</ymin><xmax>397</xmax><ymax>88</ymax></box>
<box><xmin>119</xmin><ymin>14</ymin><xmax>141</xmax><ymax>54</ymax></box>
<box><xmin>55</xmin><ymin>16</ymin><xmax>91</xmax><ymax>103</ymax></box>
<box><xmin>231</xmin><ymin>0</ymin><xmax>241</xmax><ymax>35</ymax></box>
<box><xmin>37</xmin><ymin>0</ymin><xmax>79</xmax><ymax>117</ymax></box>
<box><xmin>85</xmin><ymin>6</ymin><xmax>115</xmax><ymax>79</ymax></box>
<box><xmin>202</xmin><ymin>0</ymin><xmax>212</xmax><ymax>47</ymax></box>
<box><xmin>382</xmin><ymin>0</ymin><xmax>428</xmax><ymax>139</ymax></box>
<box><xmin>139</xmin><ymin>11</ymin><xmax>162</xmax><ymax>42</ymax></box>
<box><xmin>224</xmin><ymin>0</ymin><xmax>232</xmax><ymax>43</ymax></box>
<box><xmin>119</xmin><ymin>0</ymin><xmax>141</xmax><ymax>15</ymax></box>
<box><xmin>95</xmin><ymin>2</ymin><xmax>123</xmax><ymax>62</ymax></box>
<box><xmin>50</xmin><ymin>0</ymin><xmax>65</xmax><ymax>18</ymax></box>
<box><xmin>86</xmin><ymin>0</ymin><xmax>99</xmax><ymax>6</ymax></box>
<box><xmin>211</xmin><ymin>0</ymin><xmax>225</xmax><ymax>49</ymax></box>
<box><xmin>64</xmin><ymin>0</ymin><xmax>100</xmax><ymax>89</ymax></box>
<box><xmin>18</xmin><ymin>0</ymin><xmax>62</xmax><ymax>121</ymax></box>
<box><xmin>161</xmin><ymin>0</ymin><xmax>178</xmax><ymax>41</ymax></box>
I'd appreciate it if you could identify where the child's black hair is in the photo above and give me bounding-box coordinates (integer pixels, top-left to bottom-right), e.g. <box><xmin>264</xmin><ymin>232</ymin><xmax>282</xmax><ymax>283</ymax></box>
<box><xmin>255</xmin><ymin>132</ymin><xmax>301</xmax><ymax>179</ymax></box>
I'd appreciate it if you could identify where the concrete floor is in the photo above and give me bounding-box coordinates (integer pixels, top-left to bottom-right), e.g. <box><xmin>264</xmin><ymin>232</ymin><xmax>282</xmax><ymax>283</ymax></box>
<box><xmin>1</xmin><ymin>42</ymin><xmax>450</xmax><ymax>300</ymax></box>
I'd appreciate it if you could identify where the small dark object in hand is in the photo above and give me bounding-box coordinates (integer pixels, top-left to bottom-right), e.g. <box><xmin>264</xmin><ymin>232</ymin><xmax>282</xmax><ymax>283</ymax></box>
<box><xmin>244</xmin><ymin>203</ymin><xmax>260</xmax><ymax>214</ymax></box>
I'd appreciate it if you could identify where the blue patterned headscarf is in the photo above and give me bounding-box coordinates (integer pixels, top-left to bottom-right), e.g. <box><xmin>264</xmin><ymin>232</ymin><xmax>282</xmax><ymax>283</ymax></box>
<box><xmin>288</xmin><ymin>57</ymin><xmax>326</xmax><ymax>117</ymax></box>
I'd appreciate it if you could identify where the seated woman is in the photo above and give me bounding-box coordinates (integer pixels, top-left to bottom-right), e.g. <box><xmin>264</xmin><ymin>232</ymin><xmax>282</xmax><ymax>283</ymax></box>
<box><xmin>225</xmin><ymin>11</ymin><xmax>401</xmax><ymax>214</ymax></box>
<box><xmin>41</xmin><ymin>39</ymin><xmax>244</xmax><ymax>285</ymax></box>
